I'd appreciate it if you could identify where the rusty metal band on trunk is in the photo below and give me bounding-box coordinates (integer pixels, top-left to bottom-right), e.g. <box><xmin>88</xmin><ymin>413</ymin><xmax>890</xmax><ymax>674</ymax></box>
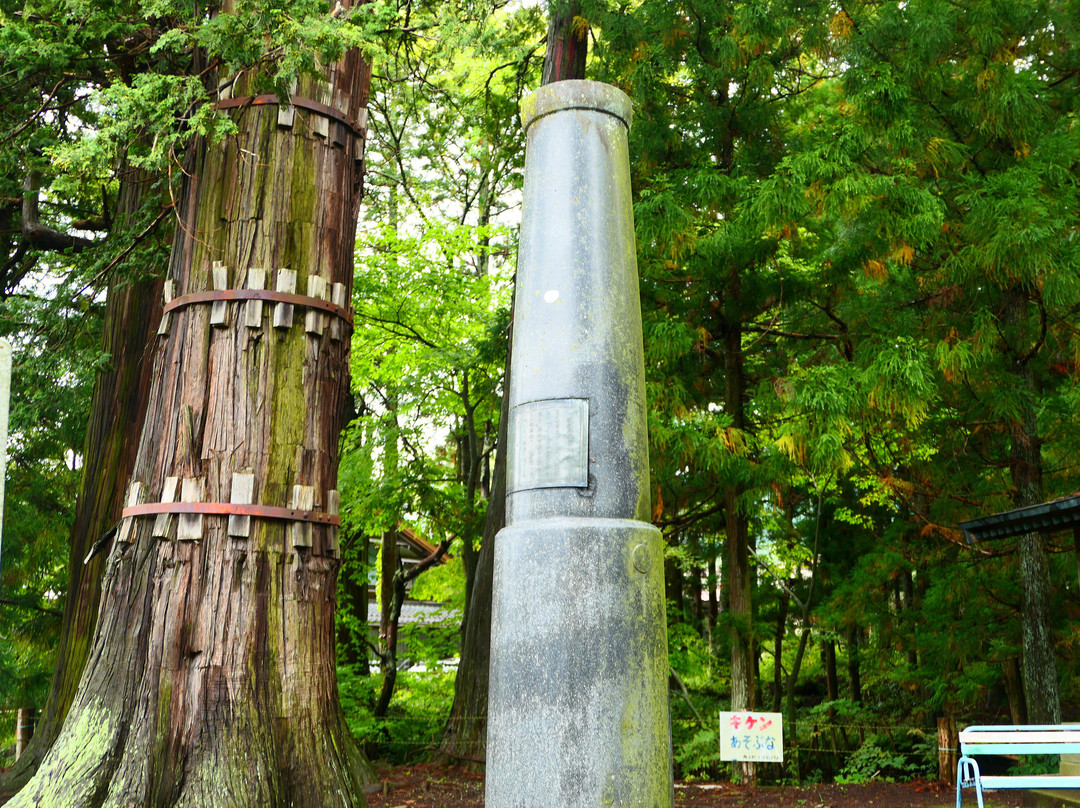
<box><xmin>162</xmin><ymin>289</ymin><xmax>353</xmax><ymax>324</ymax></box>
<box><xmin>217</xmin><ymin>94</ymin><xmax>366</xmax><ymax>140</ymax></box>
<box><xmin>122</xmin><ymin>501</ymin><xmax>340</xmax><ymax>526</ymax></box>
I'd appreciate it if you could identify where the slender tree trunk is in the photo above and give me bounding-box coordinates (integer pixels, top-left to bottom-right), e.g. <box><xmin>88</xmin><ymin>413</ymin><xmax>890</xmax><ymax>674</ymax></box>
<box><xmin>375</xmin><ymin>541</ymin><xmax>450</xmax><ymax>719</ymax></box>
<box><xmin>379</xmin><ymin>528</ymin><xmax>398</xmax><ymax>648</ymax></box>
<box><xmin>1004</xmin><ymin>656</ymin><xmax>1027</xmax><ymax>724</ymax></box>
<box><xmin>0</xmin><ymin>166</ymin><xmax>164</xmax><ymax>800</ymax></box>
<box><xmin>14</xmin><ymin>709</ymin><xmax>34</xmax><ymax>762</ymax></box>
<box><xmin>784</xmin><ymin>620</ymin><xmax>812</xmax><ymax>722</ymax></box>
<box><xmin>771</xmin><ymin>585</ymin><xmax>789</xmax><ymax>713</ymax></box>
<box><xmin>337</xmin><ymin>532</ymin><xmax>370</xmax><ymax>673</ymax></box>
<box><xmin>438</xmin><ymin>298</ymin><xmax>512</xmax><ymax>764</ymax></box>
<box><xmin>1005</xmin><ymin>293</ymin><xmax>1061</xmax><ymax>725</ymax></box>
<box><xmin>459</xmin><ymin>370</ymin><xmax>485</xmax><ymax>625</ymax></box>
<box><xmin>785</xmin><ymin>498</ymin><xmax>821</xmax><ymax>728</ymax></box>
<box><xmin>374</xmin><ymin>568</ymin><xmax>405</xmax><ymax>719</ymax></box>
<box><xmin>379</xmin><ymin>403</ymin><xmax>399</xmax><ymax>651</ymax></box>
<box><xmin>707</xmin><ymin>556</ymin><xmax>719</xmax><ymax>650</ymax></box>
<box><xmin>824</xmin><ymin>639</ymin><xmax>838</xmax><ymax>701</ymax></box>
<box><xmin>358</xmin><ymin>534</ymin><xmax>371</xmax><ymax>675</ymax></box>
<box><xmin>437</xmin><ymin>424</ymin><xmax>503</xmax><ymax>762</ymax></box>
<box><xmin>722</xmin><ymin>320</ymin><xmax>754</xmax><ymax>782</ymax></box>
<box><xmin>937</xmin><ymin>716</ymin><xmax>958</xmax><ymax>785</ymax></box>
<box><xmin>903</xmin><ymin>569</ymin><xmax>918</xmax><ymax>668</ymax></box>
<box><xmin>9</xmin><ymin>45</ymin><xmax>373</xmax><ymax>806</ymax></box>
<box><xmin>1016</xmin><ymin>529</ymin><xmax>1059</xmax><ymax>723</ymax></box>
<box><xmin>847</xmin><ymin>625</ymin><xmax>862</xmax><ymax>704</ymax></box>
<box><xmin>690</xmin><ymin>564</ymin><xmax>703</xmax><ymax>624</ymax></box>
<box><xmin>541</xmin><ymin>0</ymin><xmax>588</xmax><ymax>85</ymax></box>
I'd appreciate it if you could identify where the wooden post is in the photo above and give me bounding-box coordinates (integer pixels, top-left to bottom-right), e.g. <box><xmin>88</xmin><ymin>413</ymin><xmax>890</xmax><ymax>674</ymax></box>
<box><xmin>329</xmin><ymin>283</ymin><xmax>346</xmax><ymax>342</ymax></box>
<box><xmin>228</xmin><ymin>472</ymin><xmax>255</xmax><ymax>539</ymax></box>
<box><xmin>326</xmin><ymin>489</ymin><xmax>340</xmax><ymax>557</ymax></box>
<box><xmin>938</xmin><ymin>716</ymin><xmax>958</xmax><ymax>784</ymax></box>
<box><xmin>15</xmin><ymin>707</ymin><xmax>35</xmax><ymax>761</ymax></box>
<box><xmin>305</xmin><ymin>275</ymin><xmax>328</xmax><ymax>336</ymax></box>
<box><xmin>277</xmin><ymin>80</ymin><xmax>297</xmax><ymax>128</ymax></box>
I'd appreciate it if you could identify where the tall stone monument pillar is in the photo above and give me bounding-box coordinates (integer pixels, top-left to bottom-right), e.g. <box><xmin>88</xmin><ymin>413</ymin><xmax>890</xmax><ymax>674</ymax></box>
<box><xmin>487</xmin><ymin>81</ymin><xmax>673</xmax><ymax>808</ymax></box>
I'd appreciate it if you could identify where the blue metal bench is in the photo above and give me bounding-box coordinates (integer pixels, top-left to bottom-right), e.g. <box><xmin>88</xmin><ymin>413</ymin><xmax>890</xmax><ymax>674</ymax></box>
<box><xmin>957</xmin><ymin>725</ymin><xmax>1080</xmax><ymax>807</ymax></box>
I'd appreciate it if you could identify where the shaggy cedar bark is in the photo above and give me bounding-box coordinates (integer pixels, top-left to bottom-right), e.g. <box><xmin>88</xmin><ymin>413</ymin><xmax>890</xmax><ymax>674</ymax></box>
<box><xmin>0</xmin><ymin>167</ymin><xmax>164</xmax><ymax>800</ymax></box>
<box><xmin>9</xmin><ymin>49</ymin><xmax>372</xmax><ymax>808</ymax></box>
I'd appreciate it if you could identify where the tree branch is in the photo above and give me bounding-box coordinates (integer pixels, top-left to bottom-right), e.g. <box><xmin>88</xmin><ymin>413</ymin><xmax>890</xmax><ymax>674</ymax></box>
<box><xmin>21</xmin><ymin>170</ymin><xmax>95</xmax><ymax>254</ymax></box>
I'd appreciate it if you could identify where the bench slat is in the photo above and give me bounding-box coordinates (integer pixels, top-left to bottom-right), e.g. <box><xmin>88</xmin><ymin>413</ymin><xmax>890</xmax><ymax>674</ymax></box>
<box><xmin>963</xmin><ymin>725</ymin><xmax>1077</xmax><ymax>732</ymax></box>
<box><xmin>979</xmin><ymin>775</ymin><xmax>1080</xmax><ymax>790</ymax></box>
<box><xmin>960</xmin><ymin>730</ymin><xmax>1080</xmax><ymax>745</ymax></box>
<box><xmin>962</xmin><ymin>742</ymin><xmax>1080</xmax><ymax>755</ymax></box>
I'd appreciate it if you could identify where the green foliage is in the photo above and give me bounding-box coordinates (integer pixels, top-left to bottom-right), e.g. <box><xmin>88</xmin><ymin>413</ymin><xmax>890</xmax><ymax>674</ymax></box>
<box><xmin>408</xmin><ymin>553</ymin><xmax>464</xmax><ymax>605</ymax></box>
<box><xmin>338</xmin><ymin>667</ymin><xmax>456</xmax><ymax>763</ymax></box>
<box><xmin>836</xmin><ymin>731</ymin><xmax>936</xmax><ymax>784</ymax></box>
<box><xmin>1008</xmin><ymin>754</ymin><xmax>1059</xmax><ymax>777</ymax></box>
<box><xmin>0</xmin><ymin>287</ymin><xmax>101</xmax><ymax>709</ymax></box>
<box><xmin>673</xmin><ymin>726</ymin><xmax>723</xmax><ymax>781</ymax></box>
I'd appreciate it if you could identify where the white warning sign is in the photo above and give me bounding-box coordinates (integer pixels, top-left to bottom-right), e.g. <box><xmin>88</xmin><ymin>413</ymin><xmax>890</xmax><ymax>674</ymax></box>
<box><xmin>719</xmin><ymin>712</ymin><xmax>783</xmax><ymax>763</ymax></box>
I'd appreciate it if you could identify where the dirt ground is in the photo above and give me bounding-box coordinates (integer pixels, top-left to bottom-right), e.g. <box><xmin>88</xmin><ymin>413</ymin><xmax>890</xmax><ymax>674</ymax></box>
<box><xmin>364</xmin><ymin>763</ymin><xmax>1076</xmax><ymax>808</ymax></box>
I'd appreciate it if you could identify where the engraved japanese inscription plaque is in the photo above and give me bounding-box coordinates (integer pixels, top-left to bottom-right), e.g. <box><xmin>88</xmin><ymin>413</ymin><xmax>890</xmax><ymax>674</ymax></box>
<box><xmin>506</xmin><ymin>397</ymin><xmax>589</xmax><ymax>492</ymax></box>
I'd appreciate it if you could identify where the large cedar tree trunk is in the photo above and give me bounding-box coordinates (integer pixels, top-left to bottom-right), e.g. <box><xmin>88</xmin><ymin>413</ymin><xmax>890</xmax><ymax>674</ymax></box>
<box><xmin>0</xmin><ymin>167</ymin><xmax>164</xmax><ymax>800</ymax></box>
<box><xmin>9</xmin><ymin>49</ymin><xmax>373</xmax><ymax>808</ymax></box>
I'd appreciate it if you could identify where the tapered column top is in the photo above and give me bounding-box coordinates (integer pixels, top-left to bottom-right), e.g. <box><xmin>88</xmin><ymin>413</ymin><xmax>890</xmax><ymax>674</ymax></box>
<box><xmin>519</xmin><ymin>79</ymin><xmax>633</xmax><ymax>133</ymax></box>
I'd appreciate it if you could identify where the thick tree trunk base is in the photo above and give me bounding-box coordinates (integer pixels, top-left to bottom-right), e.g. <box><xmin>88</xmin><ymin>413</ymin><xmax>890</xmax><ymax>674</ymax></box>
<box><xmin>10</xmin><ymin>540</ymin><xmax>371</xmax><ymax>808</ymax></box>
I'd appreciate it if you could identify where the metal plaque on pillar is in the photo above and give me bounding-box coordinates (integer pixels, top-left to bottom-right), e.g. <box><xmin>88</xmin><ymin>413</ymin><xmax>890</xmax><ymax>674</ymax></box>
<box><xmin>506</xmin><ymin>398</ymin><xmax>589</xmax><ymax>492</ymax></box>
